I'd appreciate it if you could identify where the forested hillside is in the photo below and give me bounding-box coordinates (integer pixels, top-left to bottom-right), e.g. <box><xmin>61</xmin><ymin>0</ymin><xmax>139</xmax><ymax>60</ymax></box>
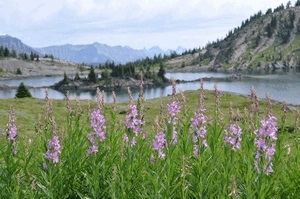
<box><xmin>170</xmin><ymin>1</ymin><xmax>300</xmax><ymax>71</ymax></box>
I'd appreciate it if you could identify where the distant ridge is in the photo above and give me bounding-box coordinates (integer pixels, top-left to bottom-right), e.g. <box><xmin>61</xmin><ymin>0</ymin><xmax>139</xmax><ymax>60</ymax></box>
<box><xmin>36</xmin><ymin>43</ymin><xmax>185</xmax><ymax>64</ymax></box>
<box><xmin>0</xmin><ymin>35</ymin><xmax>40</xmax><ymax>55</ymax></box>
<box><xmin>0</xmin><ymin>35</ymin><xmax>185</xmax><ymax>64</ymax></box>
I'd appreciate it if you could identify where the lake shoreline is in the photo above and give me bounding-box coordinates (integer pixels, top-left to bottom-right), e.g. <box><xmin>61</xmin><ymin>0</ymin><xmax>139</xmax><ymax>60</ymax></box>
<box><xmin>1</xmin><ymin>71</ymin><xmax>300</xmax><ymax>106</ymax></box>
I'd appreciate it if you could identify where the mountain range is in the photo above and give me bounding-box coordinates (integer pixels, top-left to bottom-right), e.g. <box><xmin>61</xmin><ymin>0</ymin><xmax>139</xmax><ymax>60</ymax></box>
<box><xmin>0</xmin><ymin>35</ymin><xmax>40</xmax><ymax>55</ymax></box>
<box><xmin>0</xmin><ymin>35</ymin><xmax>185</xmax><ymax>64</ymax></box>
<box><xmin>5</xmin><ymin>2</ymin><xmax>300</xmax><ymax>71</ymax></box>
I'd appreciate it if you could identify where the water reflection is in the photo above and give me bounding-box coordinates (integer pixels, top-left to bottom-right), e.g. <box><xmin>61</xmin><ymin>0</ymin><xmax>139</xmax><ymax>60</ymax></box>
<box><xmin>0</xmin><ymin>71</ymin><xmax>300</xmax><ymax>105</ymax></box>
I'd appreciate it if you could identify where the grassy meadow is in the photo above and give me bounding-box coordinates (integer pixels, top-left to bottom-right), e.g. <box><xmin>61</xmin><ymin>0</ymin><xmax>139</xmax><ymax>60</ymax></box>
<box><xmin>0</xmin><ymin>82</ymin><xmax>300</xmax><ymax>198</ymax></box>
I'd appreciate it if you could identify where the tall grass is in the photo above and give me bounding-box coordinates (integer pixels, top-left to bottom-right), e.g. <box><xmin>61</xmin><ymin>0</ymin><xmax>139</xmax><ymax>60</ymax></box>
<box><xmin>0</xmin><ymin>81</ymin><xmax>299</xmax><ymax>198</ymax></box>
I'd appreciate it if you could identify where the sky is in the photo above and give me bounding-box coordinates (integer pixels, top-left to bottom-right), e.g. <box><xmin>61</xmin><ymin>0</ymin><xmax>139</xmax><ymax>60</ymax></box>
<box><xmin>0</xmin><ymin>0</ymin><xmax>295</xmax><ymax>51</ymax></box>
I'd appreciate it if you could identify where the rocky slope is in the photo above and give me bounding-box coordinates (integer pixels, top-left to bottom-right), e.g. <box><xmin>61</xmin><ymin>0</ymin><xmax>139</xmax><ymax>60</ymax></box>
<box><xmin>0</xmin><ymin>58</ymin><xmax>85</xmax><ymax>79</ymax></box>
<box><xmin>168</xmin><ymin>4</ymin><xmax>300</xmax><ymax>71</ymax></box>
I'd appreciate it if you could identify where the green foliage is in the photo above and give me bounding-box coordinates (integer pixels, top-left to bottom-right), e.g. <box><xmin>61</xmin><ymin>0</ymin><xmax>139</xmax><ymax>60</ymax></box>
<box><xmin>111</xmin><ymin>63</ymin><xmax>134</xmax><ymax>78</ymax></box>
<box><xmin>200</xmin><ymin>57</ymin><xmax>211</xmax><ymax>65</ymax></box>
<box><xmin>276</xmin><ymin>12</ymin><xmax>294</xmax><ymax>44</ymax></box>
<box><xmin>15</xmin><ymin>82</ymin><xmax>32</xmax><ymax>98</ymax></box>
<box><xmin>18</xmin><ymin>53</ymin><xmax>29</xmax><ymax>60</ymax></box>
<box><xmin>286</xmin><ymin>1</ymin><xmax>291</xmax><ymax>9</ymax></box>
<box><xmin>3</xmin><ymin>47</ymin><xmax>9</xmax><ymax>57</ymax></box>
<box><xmin>63</xmin><ymin>72</ymin><xmax>69</xmax><ymax>84</ymax></box>
<box><xmin>11</xmin><ymin>50</ymin><xmax>17</xmax><ymax>58</ymax></box>
<box><xmin>181</xmin><ymin>61</ymin><xmax>185</xmax><ymax>68</ymax></box>
<box><xmin>274</xmin><ymin>4</ymin><xmax>284</xmax><ymax>12</ymax></box>
<box><xmin>52</xmin><ymin>72</ymin><xmax>70</xmax><ymax>89</ymax></box>
<box><xmin>0</xmin><ymin>68</ymin><xmax>5</xmax><ymax>75</ymax></box>
<box><xmin>265</xmin><ymin>8</ymin><xmax>272</xmax><ymax>15</ymax></box>
<box><xmin>266</xmin><ymin>16</ymin><xmax>277</xmax><ymax>38</ymax></box>
<box><xmin>0</xmin><ymin>88</ymin><xmax>299</xmax><ymax>198</ymax></box>
<box><xmin>88</xmin><ymin>66</ymin><xmax>97</xmax><ymax>83</ymax></box>
<box><xmin>30</xmin><ymin>51</ymin><xmax>39</xmax><ymax>61</ymax></box>
<box><xmin>74</xmin><ymin>72</ymin><xmax>81</xmax><ymax>81</ymax></box>
<box><xmin>157</xmin><ymin>62</ymin><xmax>167</xmax><ymax>82</ymax></box>
<box><xmin>101</xmin><ymin>69</ymin><xmax>111</xmax><ymax>80</ymax></box>
<box><xmin>16</xmin><ymin>68</ymin><xmax>22</xmax><ymax>75</ymax></box>
<box><xmin>43</xmin><ymin>54</ymin><xmax>55</xmax><ymax>61</ymax></box>
<box><xmin>78</xmin><ymin>65</ymin><xmax>86</xmax><ymax>72</ymax></box>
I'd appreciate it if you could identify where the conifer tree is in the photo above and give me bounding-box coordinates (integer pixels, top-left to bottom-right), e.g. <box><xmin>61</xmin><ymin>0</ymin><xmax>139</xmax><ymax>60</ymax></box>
<box><xmin>157</xmin><ymin>62</ymin><xmax>167</xmax><ymax>82</ymax></box>
<box><xmin>88</xmin><ymin>66</ymin><xmax>97</xmax><ymax>83</ymax></box>
<box><xmin>15</xmin><ymin>82</ymin><xmax>32</xmax><ymax>98</ymax></box>
<box><xmin>74</xmin><ymin>72</ymin><xmax>81</xmax><ymax>81</ymax></box>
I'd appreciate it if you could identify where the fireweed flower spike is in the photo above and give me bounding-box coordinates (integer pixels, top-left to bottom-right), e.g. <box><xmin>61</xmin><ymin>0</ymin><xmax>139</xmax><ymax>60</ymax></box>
<box><xmin>166</xmin><ymin>80</ymin><xmax>180</xmax><ymax>144</ymax></box>
<box><xmin>65</xmin><ymin>91</ymin><xmax>71</xmax><ymax>112</ymax></box>
<box><xmin>112</xmin><ymin>91</ymin><xmax>117</xmax><ymax>111</ymax></box>
<box><xmin>224</xmin><ymin>102</ymin><xmax>242</xmax><ymax>151</ymax></box>
<box><xmin>190</xmin><ymin>81</ymin><xmax>207</xmax><ymax>156</ymax></box>
<box><xmin>254</xmin><ymin>95</ymin><xmax>277</xmax><ymax>175</ymax></box>
<box><xmin>167</xmin><ymin>99</ymin><xmax>180</xmax><ymax>144</ymax></box>
<box><xmin>224</xmin><ymin>123</ymin><xmax>242</xmax><ymax>151</ymax></box>
<box><xmin>152</xmin><ymin>132</ymin><xmax>166</xmax><ymax>159</ymax></box>
<box><xmin>214</xmin><ymin>84</ymin><xmax>223</xmax><ymax>122</ymax></box>
<box><xmin>45</xmin><ymin>135</ymin><xmax>61</xmax><ymax>163</ymax></box>
<box><xmin>6</xmin><ymin>106</ymin><xmax>17</xmax><ymax>154</ymax></box>
<box><xmin>190</xmin><ymin>108</ymin><xmax>207</xmax><ymax>156</ymax></box>
<box><xmin>125</xmin><ymin>102</ymin><xmax>145</xmax><ymax>146</ymax></box>
<box><xmin>87</xmin><ymin>109</ymin><xmax>106</xmax><ymax>156</ymax></box>
<box><xmin>126</xmin><ymin>103</ymin><xmax>145</xmax><ymax>135</ymax></box>
<box><xmin>45</xmin><ymin>88</ymin><xmax>52</xmax><ymax>116</ymax></box>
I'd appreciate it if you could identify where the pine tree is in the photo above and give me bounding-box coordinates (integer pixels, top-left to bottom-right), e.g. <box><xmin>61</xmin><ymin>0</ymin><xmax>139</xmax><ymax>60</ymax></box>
<box><xmin>30</xmin><ymin>52</ymin><xmax>34</xmax><ymax>61</ymax></box>
<box><xmin>74</xmin><ymin>72</ymin><xmax>81</xmax><ymax>81</ymax></box>
<box><xmin>16</xmin><ymin>68</ymin><xmax>22</xmax><ymax>75</ymax></box>
<box><xmin>11</xmin><ymin>49</ymin><xmax>17</xmax><ymax>58</ymax></box>
<box><xmin>63</xmin><ymin>72</ymin><xmax>69</xmax><ymax>84</ymax></box>
<box><xmin>15</xmin><ymin>82</ymin><xmax>32</xmax><ymax>98</ymax></box>
<box><xmin>88</xmin><ymin>66</ymin><xmax>97</xmax><ymax>83</ymax></box>
<box><xmin>4</xmin><ymin>47</ymin><xmax>10</xmax><ymax>57</ymax></box>
<box><xmin>157</xmin><ymin>62</ymin><xmax>167</xmax><ymax>82</ymax></box>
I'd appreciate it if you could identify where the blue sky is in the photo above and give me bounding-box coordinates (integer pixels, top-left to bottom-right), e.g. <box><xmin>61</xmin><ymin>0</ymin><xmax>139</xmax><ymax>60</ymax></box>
<box><xmin>0</xmin><ymin>0</ymin><xmax>294</xmax><ymax>50</ymax></box>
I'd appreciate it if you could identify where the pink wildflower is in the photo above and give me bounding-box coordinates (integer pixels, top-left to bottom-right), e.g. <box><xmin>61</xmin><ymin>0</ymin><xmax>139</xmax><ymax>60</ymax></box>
<box><xmin>7</xmin><ymin>125</ymin><xmax>17</xmax><ymax>141</ymax></box>
<box><xmin>45</xmin><ymin>135</ymin><xmax>61</xmax><ymax>163</ymax></box>
<box><xmin>224</xmin><ymin>123</ymin><xmax>242</xmax><ymax>151</ymax></box>
<box><xmin>87</xmin><ymin>109</ymin><xmax>106</xmax><ymax>156</ymax></box>
<box><xmin>167</xmin><ymin>100</ymin><xmax>180</xmax><ymax>117</ymax></box>
<box><xmin>125</xmin><ymin>103</ymin><xmax>145</xmax><ymax>147</ymax></box>
<box><xmin>167</xmin><ymin>100</ymin><xmax>180</xmax><ymax>146</ymax></box>
<box><xmin>254</xmin><ymin>114</ymin><xmax>277</xmax><ymax>175</ymax></box>
<box><xmin>87</xmin><ymin>145</ymin><xmax>99</xmax><ymax>156</ymax></box>
<box><xmin>190</xmin><ymin>109</ymin><xmax>207</xmax><ymax>156</ymax></box>
<box><xmin>126</xmin><ymin>103</ymin><xmax>145</xmax><ymax>135</ymax></box>
<box><xmin>152</xmin><ymin>132</ymin><xmax>166</xmax><ymax>159</ymax></box>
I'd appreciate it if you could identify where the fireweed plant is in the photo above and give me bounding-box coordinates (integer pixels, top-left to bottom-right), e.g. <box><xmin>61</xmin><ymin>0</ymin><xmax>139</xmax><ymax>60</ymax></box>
<box><xmin>0</xmin><ymin>80</ymin><xmax>300</xmax><ymax>198</ymax></box>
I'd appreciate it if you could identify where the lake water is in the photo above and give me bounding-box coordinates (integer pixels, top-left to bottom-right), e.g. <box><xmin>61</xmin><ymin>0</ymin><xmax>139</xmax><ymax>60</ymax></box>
<box><xmin>0</xmin><ymin>70</ymin><xmax>300</xmax><ymax>105</ymax></box>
